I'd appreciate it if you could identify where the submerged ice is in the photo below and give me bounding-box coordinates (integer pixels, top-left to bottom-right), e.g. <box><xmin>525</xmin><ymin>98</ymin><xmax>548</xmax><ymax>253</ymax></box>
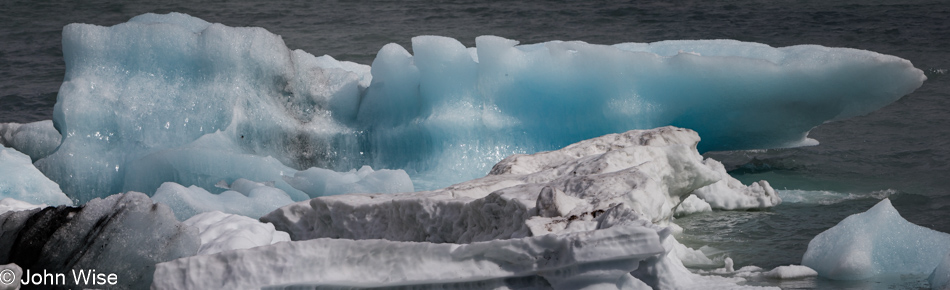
<box><xmin>28</xmin><ymin>12</ymin><xmax>924</xmax><ymax>203</ymax></box>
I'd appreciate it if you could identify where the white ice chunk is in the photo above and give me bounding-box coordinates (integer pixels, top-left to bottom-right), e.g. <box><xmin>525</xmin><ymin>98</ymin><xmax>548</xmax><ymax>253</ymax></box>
<box><xmin>802</xmin><ymin>198</ymin><xmax>950</xmax><ymax>280</ymax></box>
<box><xmin>152</xmin><ymin>179</ymin><xmax>295</xmax><ymax>220</ymax></box>
<box><xmin>263</xmin><ymin>127</ymin><xmax>722</xmax><ymax>242</ymax></box>
<box><xmin>0</xmin><ymin>144</ymin><xmax>72</xmax><ymax>206</ymax></box>
<box><xmin>0</xmin><ymin>198</ymin><xmax>45</xmax><ymax>215</ymax></box>
<box><xmin>183</xmin><ymin>211</ymin><xmax>290</xmax><ymax>255</ymax></box>
<box><xmin>0</xmin><ymin>120</ymin><xmax>61</xmax><ymax>161</ymax></box>
<box><xmin>762</xmin><ymin>265</ymin><xmax>818</xmax><ymax>279</ymax></box>
<box><xmin>671</xmin><ymin>236</ymin><xmax>719</xmax><ymax>268</ymax></box>
<box><xmin>674</xmin><ymin>194</ymin><xmax>712</xmax><ymax>217</ymax></box>
<box><xmin>690</xmin><ymin>159</ymin><xmax>781</xmax><ymax>210</ymax></box>
<box><xmin>153</xmin><ymin>224</ymin><xmax>666</xmax><ymax>290</ymax></box>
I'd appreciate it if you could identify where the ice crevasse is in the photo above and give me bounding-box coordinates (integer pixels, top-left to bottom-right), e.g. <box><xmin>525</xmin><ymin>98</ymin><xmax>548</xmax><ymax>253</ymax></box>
<box><xmin>25</xmin><ymin>12</ymin><xmax>925</xmax><ymax>203</ymax></box>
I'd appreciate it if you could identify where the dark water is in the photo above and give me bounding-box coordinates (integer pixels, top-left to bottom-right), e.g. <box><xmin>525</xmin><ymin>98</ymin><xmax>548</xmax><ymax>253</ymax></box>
<box><xmin>2</xmin><ymin>0</ymin><xmax>949</xmax><ymax>288</ymax></box>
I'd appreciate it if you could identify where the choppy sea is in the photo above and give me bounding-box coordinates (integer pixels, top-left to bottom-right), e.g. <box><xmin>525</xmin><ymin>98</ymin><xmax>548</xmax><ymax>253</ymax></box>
<box><xmin>2</xmin><ymin>0</ymin><xmax>949</xmax><ymax>288</ymax></box>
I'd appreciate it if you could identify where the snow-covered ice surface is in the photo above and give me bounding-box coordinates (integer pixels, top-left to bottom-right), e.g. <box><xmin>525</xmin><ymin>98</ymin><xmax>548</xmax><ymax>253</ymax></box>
<box><xmin>183</xmin><ymin>211</ymin><xmax>290</xmax><ymax>255</ymax></box>
<box><xmin>932</xmin><ymin>252</ymin><xmax>950</xmax><ymax>290</ymax></box>
<box><xmin>32</xmin><ymin>12</ymin><xmax>924</xmax><ymax>202</ymax></box>
<box><xmin>261</xmin><ymin>127</ymin><xmax>779</xmax><ymax>242</ymax></box>
<box><xmin>802</xmin><ymin>198</ymin><xmax>950</xmax><ymax>281</ymax></box>
<box><xmin>0</xmin><ymin>144</ymin><xmax>72</xmax><ymax>206</ymax></box>
<box><xmin>154</xmin><ymin>224</ymin><xmax>666</xmax><ymax>290</ymax></box>
<box><xmin>0</xmin><ymin>192</ymin><xmax>198</xmax><ymax>289</ymax></box>
<box><xmin>185</xmin><ymin>126</ymin><xmax>782</xmax><ymax>289</ymax></box>
<box><xmin>151</xmin><ymin>179</ymin><xmax>295</xmax><ymax>220</ymax></box>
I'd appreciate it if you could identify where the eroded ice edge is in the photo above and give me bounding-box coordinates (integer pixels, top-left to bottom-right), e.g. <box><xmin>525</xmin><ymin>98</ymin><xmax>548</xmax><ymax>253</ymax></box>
<box><xmin>0</xmin><ymin>12</ymin><xmax>936</xmax><ymax>290</ymax></box>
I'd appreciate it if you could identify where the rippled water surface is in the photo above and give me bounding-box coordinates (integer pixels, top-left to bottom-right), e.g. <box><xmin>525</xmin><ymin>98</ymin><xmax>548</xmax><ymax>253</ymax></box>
<box><xmin>2</xmin><ymin>1</ymin><xmax>949</xmax><ymax>289</ymax></box>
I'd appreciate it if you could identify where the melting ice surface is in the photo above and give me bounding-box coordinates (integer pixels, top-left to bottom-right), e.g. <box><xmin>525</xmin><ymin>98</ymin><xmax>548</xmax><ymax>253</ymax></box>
<box><xmin>16</xmin><ymin>12</ymin><xmax>924</xmax><ymax>203</ymax></box>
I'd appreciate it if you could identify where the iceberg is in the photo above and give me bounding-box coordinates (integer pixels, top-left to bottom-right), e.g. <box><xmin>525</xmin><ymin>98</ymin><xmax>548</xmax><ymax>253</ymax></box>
<box><xmin>247</xmin><ymin>127</ymin><xmax>778</xmax><ymax>289</ymax></box>
<box><xmin>35</xmin><ymin>12</ymin><xmax>924</xmax><ymax>202</ymax></box>
<box><xmin>0</xmin><ymin>144</ymin><xmax>72</xmax><ymax>206</ymax></box>
<box><xmin>802</xmin><ymin>198</ymin><xmax>950</xmax><ymax>280</ymax></box>
<box><xmin>153</xmin><ymin>223</ymin><xmax>667</xmax><ymax>290</ymax></box>
<box><xmin>0</xmin><ymin>192</ymin><xmax>198</xmax><ymax>289</ymax></box>
<box><xmin>261</xmin><ymin>127</ymin><xmax>777</xmax><ymax>242</ymax></box>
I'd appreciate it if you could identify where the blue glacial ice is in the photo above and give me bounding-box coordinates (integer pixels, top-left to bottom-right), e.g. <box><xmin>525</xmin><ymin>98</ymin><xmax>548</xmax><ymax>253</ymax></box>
<box><xmin>30</xmin><ymin>12</ymin><xmax>924</xmax><ymax>204</ymax></box>
<box><xmin>0</xmin><ymin>144</ymin><xmax>72</xmax><ymax>206</ymax></box>
<box><xmin>151</xmin><ymin>179</ymin><xmax>296</xmax><ymax>220</ymax></box>
<box><xmin>802</xmin><ymin>198</ymin><xmax>950</xmax><ymax>281</ymax></box>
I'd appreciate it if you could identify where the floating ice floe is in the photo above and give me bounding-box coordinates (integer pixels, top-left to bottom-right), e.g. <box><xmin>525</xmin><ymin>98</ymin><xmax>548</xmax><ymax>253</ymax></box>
<box><xmin>149</xmin><ymin>127</ymin><xmax>782</xmax><ymax>289</ymax></box>
<box><xmin>33</xmin><ymin>12</ymin><xmax>925</xmax><ymax>202</ymax></box>
<box><xmin>183</xmin><ymin>211</ymin><xmax>290</xmax><ymax>255</ymax></box>
<box><xmin>703</xmin><ymin>263</ymin><xmax>817</xmax><ymax>280</ymax></box>
<box><xmin>761</xmin><ymin>265</ymin><xmax>819</xmax><ymax>280</ymax></box>
<box><xmin>155</xmin><ymin>220</ymin><xmax>668</xmax><ymax>290</ymax></box>
<box><xmin>0</xmin><ymin>144</ymin><xmax>72</xmax><ymax>206</ymax></box>
<box><xmin>802</xmin><ymin>198</ymin><xmax>950</xmax><ymax>281</ymax></box>
<box><xmin>0</xmin><ymin>192</ymin><xmax>198</xmax><ymax>289</ymax></box>
<box><xmin>261</xmin><ymin>127</ymin><xmax>777</xmax><ymax>242</ymax></box>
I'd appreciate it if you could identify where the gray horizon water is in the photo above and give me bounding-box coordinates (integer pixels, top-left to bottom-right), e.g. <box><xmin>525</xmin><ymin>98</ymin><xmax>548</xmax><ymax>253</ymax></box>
<box><xmin>2</xmin><ymin>0</ymin><xmax>949</xmax><ymax>289</ymax></box>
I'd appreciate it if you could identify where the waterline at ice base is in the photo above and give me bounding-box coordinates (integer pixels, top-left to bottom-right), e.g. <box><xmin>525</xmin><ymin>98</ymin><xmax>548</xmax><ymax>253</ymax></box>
<box><xmin>0</xmin><ymin>12</ymin><xmax>943</xmax><ymax>289</ymax></box>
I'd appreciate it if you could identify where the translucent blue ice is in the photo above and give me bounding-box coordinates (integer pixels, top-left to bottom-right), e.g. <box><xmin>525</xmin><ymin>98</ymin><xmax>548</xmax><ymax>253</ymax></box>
<box><xmin>0</xmin><ymin>144</ymin><xmax>72</xmax><ymax>206</ymax></box>
<box><xmin>34</xmin><ymin>12</ymin><xmax>925</xmax><ymax>202</ymax></box>
<box><xmin>802</xmin><ymin>199</ymin><xmax>950</xmax><ymax>280</ymax></box>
